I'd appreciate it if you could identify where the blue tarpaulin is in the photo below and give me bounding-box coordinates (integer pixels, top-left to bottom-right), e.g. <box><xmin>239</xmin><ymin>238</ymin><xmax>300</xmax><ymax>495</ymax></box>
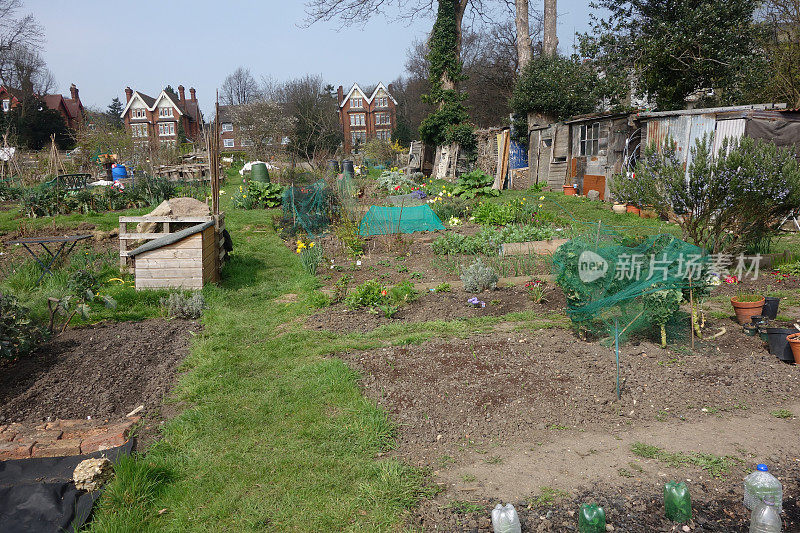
<box><xmin>359</xmin><ymin>205</ymin><xmax>446</xmax><ymax>236</ymax></box>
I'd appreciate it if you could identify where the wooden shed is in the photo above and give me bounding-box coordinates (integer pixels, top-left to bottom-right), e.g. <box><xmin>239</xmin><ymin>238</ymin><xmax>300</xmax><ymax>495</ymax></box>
<box><xmin>128</xmin><ymin>221</ymin><xmax>219</xmax><ymax>290</ymax></box>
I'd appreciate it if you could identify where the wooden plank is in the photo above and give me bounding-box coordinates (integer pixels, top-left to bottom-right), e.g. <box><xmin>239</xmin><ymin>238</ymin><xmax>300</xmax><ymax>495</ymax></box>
<box><xmin>136</xmin><ymin>278</ymin><xmax>203</xmax><ymax>290</ymax></box>
<box><xmin>500</xmin><ymin>239</ymin><xmax>570</xmax><ymax>257</ymax></box>
<box><xmin>119</xmin><ymin>216</ymin><xmax>213</xmax><ymax>223</ymax></box>
<box><xmin>119</xmin><ymin>220</ymin><xmax>127</xmax><ymax>268</ymax></box>
<box><xmin>133</xmin><ymin>258</ymin><xmax>200</xmax><ymax>269</ymax></box>
<box><xmin>127</xmin><ymin>248</ymin><xmax>200</xmax><ymax>260</ymax></box>
<box><xmin>136</xmin><ymin>268</ymin><xmax>203</xmax><ymax>279</ymax></box>
<box><xmin>122</xmin><ymin>234</ymin><xmax>204</xmax><ymax>248</ymax></box>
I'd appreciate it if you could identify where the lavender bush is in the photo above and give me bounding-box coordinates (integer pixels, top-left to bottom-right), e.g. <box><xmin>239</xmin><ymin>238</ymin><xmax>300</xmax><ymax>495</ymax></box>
<box><xmin>632</xmin><ymin>135</ymin><xmax>800</xmax><ymax>254</ymax></box>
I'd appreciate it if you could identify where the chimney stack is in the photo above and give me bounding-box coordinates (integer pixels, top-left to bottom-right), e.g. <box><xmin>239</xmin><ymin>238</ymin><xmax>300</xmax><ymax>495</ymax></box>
<box><xmin>337</xmin><ymin>85</ymin><xmax>344</xmax><ymax>105</ymax></box>
<box><xmin>189</xmin><ymin>87</ymin><xmax>196</xmax><ymax>101</ymax></box>
<box><xmin>178</xmin><ymin>85</ymin><xmax>185</xmax><ymax>101</ymax></box>
<box><xmin>70</xmin><ymin>83</ymin><xmax>79</xmax><ymax>101</ymax></box>
<box><xmin>125</xmin><ymin>87</ymin><xmax>133</xmax><ymax>102</ymax></box>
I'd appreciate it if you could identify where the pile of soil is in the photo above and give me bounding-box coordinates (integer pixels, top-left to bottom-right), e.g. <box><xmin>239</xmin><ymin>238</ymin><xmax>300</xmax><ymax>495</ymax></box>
<box><xmin>306</xmin><ymin>287</ymin><xmax>566</xmax><ymax>334</ymax></box>
<box><xmin>412</xmin><ymin>474</ymin><xmax>800</xmax><ymax>532</ymax></box>
<box><xmin>341</xmin><ymin>328</ymin><xmax>799</xmax><ymax>461</ymax></box>
<box><xmin>0</xmin><ymin>319</ymin><xmax>199</xmax><ymax>423</ymax></box>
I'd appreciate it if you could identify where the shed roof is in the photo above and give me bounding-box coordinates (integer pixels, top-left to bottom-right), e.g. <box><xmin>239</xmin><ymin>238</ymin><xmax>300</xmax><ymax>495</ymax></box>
<box><xmin>128</xmin><ymin>221</ymin><xmax>214</xmax><ymax>258</ymax></box>
<box><xmin>637</xmin><ymin>103</ymin><xmax>787</xmax><ymax>119</ymax></box>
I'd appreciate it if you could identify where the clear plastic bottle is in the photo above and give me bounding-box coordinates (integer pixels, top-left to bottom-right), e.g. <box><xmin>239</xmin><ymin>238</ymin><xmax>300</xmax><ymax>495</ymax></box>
<box><xmin>744</xmin><ymin>464</ymin><xmax>783</xmax><ymax>514</ymax></box>
<box><xmin>491</xmin><ymin>503</ymin><xmax>521</xmax><ymax>533</ymax></box>
<box><xmin>750</xmin><ymin>496</ymin><xmax>782</xmax><ymax>533</ymax></box>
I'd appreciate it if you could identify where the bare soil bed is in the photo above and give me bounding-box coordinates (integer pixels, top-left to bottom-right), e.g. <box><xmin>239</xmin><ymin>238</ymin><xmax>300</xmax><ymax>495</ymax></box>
<box><xmin>340</xmin><ymin>325</ymin><xmax>800</xmax><ymax>531</ymax></box>
<box><xmin>0</xmin><ymin>319</ymin><xmax>199</xmax><ymax>423</ymax></box>
<box><xmin>306</xmin><ymin>286</ymin><xmax>566</xmax><ymax>334</ymax></box>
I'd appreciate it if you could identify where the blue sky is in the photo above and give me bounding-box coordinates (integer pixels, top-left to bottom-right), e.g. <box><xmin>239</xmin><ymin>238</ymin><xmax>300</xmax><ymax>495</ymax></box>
<box><xmin>28</xmin><ymin>0</ymin><xmax>594</xmax><ymax>116</ymax></box>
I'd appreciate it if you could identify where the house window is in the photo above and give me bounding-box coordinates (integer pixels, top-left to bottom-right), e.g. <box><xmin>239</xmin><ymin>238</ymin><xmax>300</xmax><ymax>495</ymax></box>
<box><xmin>158</xmin><ymin>107</ymin><xmax>173</xmax><ymax>118</ymax></box>
<box><xmin>350</xmin><ymin>113</ymin><xmax>365</xmax><ymax>127</ymax></box>
<box><xmin>350</xmin><ymin>97</ymin><xmax>363</xmax><ymax>108</ymax></box>
<box><xmin>375</xmin><ymin>97</ymin><xmax>388</xmax><ymax>108</ymax></box>
<box><xmin>158</xmin><ymin>122</ymin><xmax>175</xmax><ymax>136</ymax></box>
<box><xmin>221</xmin><ymin>122</ymin><xmax>233</xmax><ymax>132</ymax></box>
<box><xmin>580</xmin><ymin>123</ymin><xmax>600</xmax><ymax>156</ymax></box>
<box><xmin>375</xmin><ymin>113</ymin><xmax>391</xmax><ymax>126</ymax></box>
<box><xmin>2</xmin><ymin>99</ymin><xmax>9</xmax><ymax>112</ymax></box>
<box><xmin>131</xmin><ymin>123</ymin><xmax>147</xmax><ymax>137</ymax></box>
<box><xmin>377</xmin><ymin>130</ymin><xmax>391</xmax><ymax>141</ymax></box>
<box><xmin>223</xmin><ymin>138</ymin><xmax>235</xmax><ymax>148</ymax></box>
<box><xmin>132</xmin><ymin>108</ymin><xmax>147</xmax><ymax>119</ymax></box>
<box><xmin>351</xmin><ymin>131</ymin><xmax>366</xmax><ymax>145</ymax></box>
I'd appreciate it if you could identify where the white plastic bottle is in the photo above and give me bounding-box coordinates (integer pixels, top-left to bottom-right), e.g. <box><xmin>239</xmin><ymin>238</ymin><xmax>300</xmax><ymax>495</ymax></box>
<box><xmin>491</xmin><ymin>503</ymin><xmax>521</xmax><ymax>533</ymax></box>
<box><xmin>744</xmin><ymin>464</ymin><xmax>783</xmax><ymax>514</ymax></box>
<box><xmin>750</xmin><ymin>496</ymin><xmax>782</xmax><ymax>533</ymax></box>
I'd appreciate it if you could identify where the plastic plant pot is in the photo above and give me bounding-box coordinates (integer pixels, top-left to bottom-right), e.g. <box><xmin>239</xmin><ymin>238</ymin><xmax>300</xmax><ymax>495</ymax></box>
<box><xmin>786</xmin><ymin>332</ymin><xmax>800</xmax><ymax>364</ymax></box>
<box><xmin>762</xmin><ymin>296</ymin><xmax>780</xmax><ymax>320</ymax></box>
<box><xmin>751</xmin><ymin>315</ymin><xmax>769</xmax><ymax>327</ymax></box>
<box><xmin>758</xmin><ymin>327</ymin><xmax>770</xmax><ymax>342</ymax></box>
<box><xmin>743</xmin><ymin>324</ymin><xmax>758</xmax><ymax>336</ymax></box>
<box><xmin>731</xmin><ymin>296</ymin><xmax>766</xmax><ymax>325</ymax></box>
<box><xmin>766</xmin><ymin>327</ymin><xmax>796</xmax><ymax>363</ymax></box>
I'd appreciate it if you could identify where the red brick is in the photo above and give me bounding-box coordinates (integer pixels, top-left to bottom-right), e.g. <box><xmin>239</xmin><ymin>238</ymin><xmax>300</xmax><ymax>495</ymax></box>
<box><xmin>25</xmin><ymin>430</ymin><xmax>63</xmax><ymax>444</ymax></box>
<box><xmin>0</xmin><ymin>430</ymin><xmax>16</xmax><ymax>443</ymax></box>
<box><xmin>80</xmin><ymin>429</ymin><xmax>127</xmax><ymax>454</ymax></box>
<box><xmin>0</xmin><ymin>440</ymin><xmax>34</xmax><ymax>460</ymax></box>
<box><xmin>31</xmin><ymin>438</ymin><xmax>82</xmax><ymax>458</ymax></box>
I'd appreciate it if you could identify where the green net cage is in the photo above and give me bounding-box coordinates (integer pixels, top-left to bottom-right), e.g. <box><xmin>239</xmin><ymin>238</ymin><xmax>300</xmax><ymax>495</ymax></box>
<box><xmin>358</xmin><ymin>205</ymin><xmax>446</xmax><ymax>236</ymax></box>
<box><xmin>281</xmin><ymin>180</ymin><xmax>334</xmax><ymax>237</ymax></box>
<box><xmin>552</xmin><ymin>227</ymin><xmax>712</xmax><ymax>347</ymax></box>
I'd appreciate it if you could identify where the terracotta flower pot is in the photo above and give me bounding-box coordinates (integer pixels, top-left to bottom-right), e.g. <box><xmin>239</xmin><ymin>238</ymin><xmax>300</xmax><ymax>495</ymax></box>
<box><xmin>786</xmin><ymin>332</ymin><xmax>800</xmax><ymax>364</ymax></box>
<box><xmin>563</xmin><ymin>184</ymin><xmax>577</xmax><ymax>196</ymax></box>
<box><xmin>731</xmin><ymin>296</ymin><xmax>766</xmax><ymax>325</ymax></box>
<box><xmin>612</xmin><ymin>203</ymin><xmax>627</xmax><ymax>215</ymax></box>
<box><xmin>626</xmin><ymin>204</ymin><xmax>640</xmax><ymax>215</ymax></box>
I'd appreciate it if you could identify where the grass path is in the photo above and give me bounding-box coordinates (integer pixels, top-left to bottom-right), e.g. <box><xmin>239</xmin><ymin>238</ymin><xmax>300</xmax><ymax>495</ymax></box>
<box><xmin>86</xmin><ymin>208</ymin><xmax>443</xmax><ymax>532</ymax></box>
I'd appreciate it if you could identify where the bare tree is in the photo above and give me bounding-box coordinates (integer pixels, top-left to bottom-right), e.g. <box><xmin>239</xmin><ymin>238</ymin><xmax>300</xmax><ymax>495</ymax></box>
<box><xmin>232</xmin><ymin>101</ymin><xmax>294</xmax><ymax>162</ymax></box>
<box><xmin>761</xmin><ymin>0</ymin><xmax>800</xmax><ymax>107</ymax></box>
<box><xmin>0</xmin><ymin>0</ymin><xmax>42</xmax><ymax>91</ymax></box>
<box><xmin>542</xmin><ymin>0</ymin><xmax>557</xmax><ymax>57</ymax></box>
<box><xmin>220</xmin><ymin>67</ymin><xmax>260</xmax><ymax>106</ymax></box>
<box><xmin>5</xmin><ymin>45</ymin><xmax>55</xmax><ymax>96</ymax></box>
<box><xmin>515</xmin><ymin>0</ymin><xmax>533</xmax><ymax>69</ymax></box>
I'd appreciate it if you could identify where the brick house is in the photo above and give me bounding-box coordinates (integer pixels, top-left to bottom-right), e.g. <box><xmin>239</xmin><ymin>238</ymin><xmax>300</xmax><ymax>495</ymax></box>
<box><xmin>0</xmin><ymin>83</ymin><xmax>84</xmax><ymax>131</ymax></box>
<box><xmin>216</xmin><ymin>105</ymin><xmax>249</xmax><ymax>151</ymax></box>
<box><xmin>337</xmin><ymin>82</ymin><xmax>397</xmax><ymax>154</ymax></box>
<box><xmin>121</xmin><ymin>85</ymin><xmax>201</xmax><ymax>147</ymax></box>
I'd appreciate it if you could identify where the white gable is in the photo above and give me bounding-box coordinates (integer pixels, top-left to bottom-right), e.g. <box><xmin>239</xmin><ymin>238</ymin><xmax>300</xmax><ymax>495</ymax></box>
<box><xmin>121</xmin><ymin>92</ymin><xmax>149</xmax><ymax>117</ymax></box>
<box><xmin>368</xmin><ymin>82</ymin><xmax>397</xmax><ymax>105</ymax></box>
<box><xmin>340</xmin><ymin>83</ymin><xmax>369</xmax><ymax>108</ymax></box>
<box><xmin>152</xmin><ymin>91</ymin><xmax>183</xmax><ymax>115</ymax></box>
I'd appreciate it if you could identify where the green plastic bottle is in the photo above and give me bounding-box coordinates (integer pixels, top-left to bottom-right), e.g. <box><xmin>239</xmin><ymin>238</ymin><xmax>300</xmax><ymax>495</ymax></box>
<box><xmin>578</xmin><ymin>503</ymin><xmax>606</xmax><ymax>533</ymax></box>
<box><xmin>664</xmin><ymin>481</ymin><xmax>692</xmax><ymax>523</ymax></box>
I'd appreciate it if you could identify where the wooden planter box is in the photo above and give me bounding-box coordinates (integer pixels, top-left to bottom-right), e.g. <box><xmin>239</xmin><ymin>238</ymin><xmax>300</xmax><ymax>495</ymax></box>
<box><xmin>128</xmin><ymin>222</ymin><xmax>219</xmax><ymax>290</ymax></box>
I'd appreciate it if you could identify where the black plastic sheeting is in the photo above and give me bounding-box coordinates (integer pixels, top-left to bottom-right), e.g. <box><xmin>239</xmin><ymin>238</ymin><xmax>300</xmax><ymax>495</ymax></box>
<box><xmin>0</xmin><ymin>440</ymin><xmax>133</xmax><ymax>533</ymax></box>
<box><xmin>746</xmin><ymin>118</ymin><xmax>800</xmax><ymax>152</ymax></box>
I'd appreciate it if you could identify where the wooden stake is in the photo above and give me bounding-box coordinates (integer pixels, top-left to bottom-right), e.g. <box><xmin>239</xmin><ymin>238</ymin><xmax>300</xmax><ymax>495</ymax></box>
<box><xmin>689</xmin><ymin>278</ymin><xmax>695</xmax><ymax>351</ymax></box>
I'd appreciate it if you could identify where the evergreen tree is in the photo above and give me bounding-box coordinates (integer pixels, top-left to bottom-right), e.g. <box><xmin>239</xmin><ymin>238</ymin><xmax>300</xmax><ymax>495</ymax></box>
<box><xmin>106</xmin><ymin>97</ymin><xmax>124</xmax><ymax>129</ymax></box>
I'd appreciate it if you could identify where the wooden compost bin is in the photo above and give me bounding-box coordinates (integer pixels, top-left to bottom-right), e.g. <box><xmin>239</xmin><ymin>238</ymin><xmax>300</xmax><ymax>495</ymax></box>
<box><xmin>127</xmin><ymin>221</ymin><xmax>219</xmax><ymax>290</ymax></box>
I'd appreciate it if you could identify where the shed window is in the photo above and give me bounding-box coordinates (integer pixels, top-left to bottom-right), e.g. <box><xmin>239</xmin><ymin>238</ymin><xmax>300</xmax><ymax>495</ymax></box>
<box><xmin>580</xmin><ymin>123</ymin><xmax>600</xmax><ymax>156</ymax></box>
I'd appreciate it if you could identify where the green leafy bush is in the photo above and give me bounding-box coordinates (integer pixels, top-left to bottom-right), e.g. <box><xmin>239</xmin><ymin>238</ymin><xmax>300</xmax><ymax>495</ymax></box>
<box><xmin>429</xmin><ymin>195</ymin><xmax>471</xmax><ymax>222</ymax></box>
<box><xmin>452</xmin><ymin>170</ymin><xmax>499</xmax><ymax>199</ymax></box>
<box><xmin>473</xmin><ymin>202</ymin><xmax>516</xmax><ymax>226</ymax></box>
<box><xmin>232</xmin><ymin>181</ymin><xmax>283</xmax><ymax>209</ymax></box>
<box><xmin>0</xmin><ymin>292</ymin><xmax>43</xmax><ymax>360</ymax></box>
<box><xmin>377</xmin><ymin>170</ymin><xmax>414</xmax><ymax>192</ymax></box>
<box><xmin>160</xmin><ymin>292</ymin><xmax>206</xmax><ymax>319</ymax></box>
<box><xmin>344</xmin><ymin>280</ymin><xmax>386</xmax><ymax>309</ymax></box>
<box><xmin>461</xmin><ymin>258</ymin><xmax>498</xmax><ymax>293</ymax></box>
<box><xmin>389</xmin><ymin>280</ymin><xmax>418</xmax><ymax>303</ymax></box>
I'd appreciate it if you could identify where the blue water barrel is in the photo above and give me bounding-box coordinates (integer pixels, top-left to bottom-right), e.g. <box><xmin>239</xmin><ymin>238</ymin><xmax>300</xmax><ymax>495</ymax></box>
<box><xmin>508</xmin><ymin>141</ymin><xmax>528</xmax><ymax>169</ymax></box>
<box><xmin>111</xmin><ymin>164</ymin><xmax>128</xmax><ymax>180</ymax></box>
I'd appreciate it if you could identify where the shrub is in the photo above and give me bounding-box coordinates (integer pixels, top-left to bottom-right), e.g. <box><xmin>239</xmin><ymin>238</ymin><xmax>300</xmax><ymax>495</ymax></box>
<box><xmin>473</xmin><ymin>202</ymin><xmax>516</xmax><ymax>226</ymax></box>
<box><xmin>0</xmin><ymin>292</ymin><xmax>43</xmax><ymax>360</ymax></box>
<box><xmin>634</xmin><ymin>136</ymin><xmax>800</xmax><ymax>253</ymax></box>
<box><xmin>389</xmin><ymin>280</ymin><xmax>418</xmax><ymax>303</ymax></box>
<box><xmin>333</xmin><ymin>274</ymin><xmax>353</xmax><ymax>303</ymax></box>
<box><xmin>377</xmin><ymin>170</ymin><xmax>414</xmax><ymax>192</ymax></box>
<box><xmin>429</xmin><ymin>195</ymin><xmax>470</xmax><ymax>222</ymax></box>
<box><xmin>232</xmin><ymin>181</ymin><xmax>283</xmax><ymax>209</ymax></box>
<box><xmin>452</xmin><ymin>170</ymin><xmax>499</xmax><ymax>199</ymax></box>
<box><xmin>461</xmin><ymin>258</ymin><xmax>498</xmax><ymax>293</ymax></box>
<box><xmin>160</xmin><ymin>292</ymin><xmax>206</xmax><ymax>319</ymax></box>
<box><xmin>344</xmin><ymin>280</ymin><xmax>385</xmax><ymax>309</ymax></box>
<box><xmin>434</xmin><ymin>282</ymin><xmax>452</xmax><ymax>293</ymax></box>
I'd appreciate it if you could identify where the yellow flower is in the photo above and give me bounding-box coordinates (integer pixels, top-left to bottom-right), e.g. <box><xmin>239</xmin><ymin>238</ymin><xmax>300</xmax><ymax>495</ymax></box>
<box><xmin>309</xmin><ymin>242</ymin><xmax>315</xmax><ymax>248</ymax></box>
<box><xmin>539</xmin><ymin>196</ymin><xmax>545</xmax><ymax>200</ymax></box>
<box><xmin>538</xmin><ymin>204</ymin><xmax>543</xmax><ymax>208</ymax></box>
<box><xmin>242</xmin><ymin>195</ymin><xmax>247</xmax><ymax>198</ymax></box>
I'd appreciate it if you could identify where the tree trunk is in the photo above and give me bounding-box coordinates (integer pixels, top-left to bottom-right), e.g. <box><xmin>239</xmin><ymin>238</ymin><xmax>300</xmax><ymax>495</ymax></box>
<box><xmin>515</xmin><ymin>0</ymin><xmax>533</xmax><ymax>71</ymax></box>
<box><xmin>543</xmin><ymin>0</ymin><xmax>558</xmax><ymax>57</ymax></box>
<box><xmin>439</xmin><ymin>0</ymin><xmax>467</xmax><ymax>96</ymax></box>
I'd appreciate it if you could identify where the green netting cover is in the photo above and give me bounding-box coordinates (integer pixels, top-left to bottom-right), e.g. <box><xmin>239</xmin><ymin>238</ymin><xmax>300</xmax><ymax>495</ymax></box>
<box><xmin>281</xmin><ymin>180</ymin><xmax>333</xmax><ymax>237</ymax></box>
<box><xmin>552</xmin><ymin>230</ymin><xmax>712</xmax><ymax>345</ymax></box>
<box><xmin>359</xmin><ymin>205</ymin><xmax>445</xmax><ymax>236</ymax></box>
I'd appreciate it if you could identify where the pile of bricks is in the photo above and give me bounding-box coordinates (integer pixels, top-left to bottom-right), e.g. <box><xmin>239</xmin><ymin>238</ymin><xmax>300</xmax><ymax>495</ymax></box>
<box><xmin>0</xmin><ymin>418</ymin><xmax>139</xmax><ymax>460</ymax></box>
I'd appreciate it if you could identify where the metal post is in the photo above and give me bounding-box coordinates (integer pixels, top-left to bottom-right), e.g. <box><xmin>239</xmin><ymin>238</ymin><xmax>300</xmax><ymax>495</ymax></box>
<box><xmin>615</xmin><ymin>318</ymin><xmax>621</xmax><ymax>401</ymax></box>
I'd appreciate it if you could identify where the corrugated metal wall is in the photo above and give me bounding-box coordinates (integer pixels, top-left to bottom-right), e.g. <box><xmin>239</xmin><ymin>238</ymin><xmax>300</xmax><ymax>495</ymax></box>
<box><xmin>712</xmin><ymin>119</ymin><xmax>746</xmax><ymax>154</ymax></box>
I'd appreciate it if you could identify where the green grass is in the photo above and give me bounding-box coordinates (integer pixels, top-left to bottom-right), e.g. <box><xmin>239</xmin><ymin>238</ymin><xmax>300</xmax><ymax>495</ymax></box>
<box><xmin>446</xmin><ymin>500</ymin><xmax>484</xmax><ymax>514</ymax></box>
<box><xmin>631</xmin><ymin>442</ymin><xmax>742</xmax><ymax>478</ymax></box>
<box><xmin>529</xmin><ymin>486</ymin><xmax>569</xmax><ymax>507</ymax></box>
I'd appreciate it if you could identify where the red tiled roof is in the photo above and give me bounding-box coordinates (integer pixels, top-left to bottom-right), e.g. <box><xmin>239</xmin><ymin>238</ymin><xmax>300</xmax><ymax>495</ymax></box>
<box><xmin>43</xmin><ymin>94</ymin><xmax>66</xmax><ymax>112</ymax></box>
<box><xmin>63</xmin><ymin>98</ymin><xmax>82</xmax><ymax>119</ymax></box>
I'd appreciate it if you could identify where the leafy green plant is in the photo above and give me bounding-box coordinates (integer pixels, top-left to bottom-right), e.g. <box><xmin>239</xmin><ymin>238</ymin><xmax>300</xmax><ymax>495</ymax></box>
<box><xmin>296</xmin><ymin>240</ymin><xmax>323</xmax><ymax>275</ymax></box>
<box><xmin>344</xmin><ymin>280</ymin><xmax>385</xmax><ymax>310</ymax></box>
<box><xmin>160</xmin><ymin>292</ymin><xmax>206</xmax><ymax>319</ymax></box>
<box><xmin>0</xmin><ymin>292</ymin><xmax>43</xmax><ymax>360</ymax></box>
<box><xmin>434</xmin><ymin>282</ymin><xmax>452</xmax><ymax>293</ymax></box>
<box><xmin>643</xmin><ymin>289</ymin><xmax>683</xmax><ymax>348</ymax></box>
<box><xmin>452</xmin><ymin>170</ymin><xmax>499</xmax><ymax>199</ymax></box>
<box><xmin>334</xmin><ymin>219</ymin><xmax>365</xmax><ymax>259</ymax></box>
<box><xmin>771</xmin><ymin>409</ymin><xmax>793</xmax><ymax>419</ymax></box>
<box><xmin>333</xmin><ymin>274</ymin><xmax>353</xmax><ymax>303</ymax></box>
<box><xmin>51</xmin><ymin>269</ymin><xmax>117</xmax><ymax>333</ymax></box>
<box><xmin>461</xmin><ymin>258</ymin><xmax>498</xmax><ymax>293</ymax></box>
<box><xmin>389</xmin><ymin>280</ymin><xmax>418</xmax><ymax>304</ymax></box>
<box><xmin>432</xmin><ymin>225</ymin><xmax>556</xmax><ymax>256</ymax></box>
<box><xmin>377</xmin><ymin>304</ymin><xmax>399</xmax><ymax>318</ymax></box>
<box><xmin>232</xmin><ymin>181</ymin><xmax>283</xmax><ymax>209</ymax></box>
<box><xmin>377</xmin><ymin>170</ymin><xmax>414</xmax><ymax>192</ymax></box>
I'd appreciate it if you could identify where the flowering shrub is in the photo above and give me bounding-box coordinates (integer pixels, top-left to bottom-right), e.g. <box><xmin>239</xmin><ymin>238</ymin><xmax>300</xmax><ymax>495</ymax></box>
<box><xmin>632</xmin><ymin>136</ymin><xmax>800</xmax><ymax>253</ymax></box>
